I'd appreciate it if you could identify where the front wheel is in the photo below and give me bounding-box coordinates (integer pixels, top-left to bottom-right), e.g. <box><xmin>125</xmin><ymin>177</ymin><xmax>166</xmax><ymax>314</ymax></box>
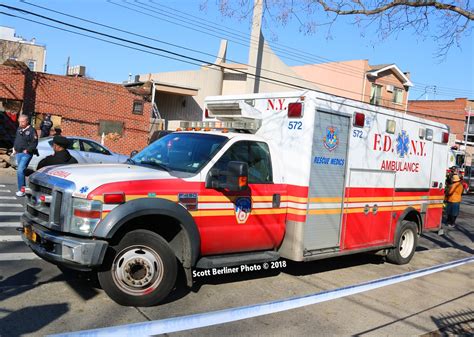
<box><xmin>386</xmin><ymin>221</ymin><xmax>418</xmax><ymax>265</ymax></box>
<box><xmin>98</xmin><ymin>229</ymin><xmax>177</xmax><ymax>307</ymax></box>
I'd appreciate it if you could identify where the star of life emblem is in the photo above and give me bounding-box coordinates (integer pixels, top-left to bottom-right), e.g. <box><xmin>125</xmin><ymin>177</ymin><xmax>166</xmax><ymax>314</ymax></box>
<box><xmin>396</xmin><ymin>130</ymin><xmax>410</xmax><ymax>158</ymax></box>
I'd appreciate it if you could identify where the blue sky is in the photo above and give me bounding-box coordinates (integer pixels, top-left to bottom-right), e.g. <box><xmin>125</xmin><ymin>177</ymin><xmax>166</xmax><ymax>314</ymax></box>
<box><xmin>1</xmin><ymin>0</ymin><xmax>473</xmax><ymax>100</ymax></box>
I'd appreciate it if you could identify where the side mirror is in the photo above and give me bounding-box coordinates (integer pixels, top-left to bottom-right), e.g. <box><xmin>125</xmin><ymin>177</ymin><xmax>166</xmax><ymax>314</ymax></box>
<box><xmin>130</xmin><ymin>150</ymin><xmax>138</xmax><ymax>158</ymax></box>
<box><xmin>206</xmin><ymin>161</ymin><xmax>249</xmax><ymax>191</ymax></box>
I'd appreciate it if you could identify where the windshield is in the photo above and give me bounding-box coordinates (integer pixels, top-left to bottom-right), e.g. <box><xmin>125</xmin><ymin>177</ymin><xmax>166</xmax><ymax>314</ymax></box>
<box><xmin>132</xmin><ymin>133</ymin><xmax>228</xmax><ymax>173</ymax></box>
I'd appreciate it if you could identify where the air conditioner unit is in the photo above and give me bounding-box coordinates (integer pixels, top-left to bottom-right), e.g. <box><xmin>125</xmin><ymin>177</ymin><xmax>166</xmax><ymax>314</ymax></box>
<box><xmin>67</xmin><ymin>65</ymin><xmax>86</xmax><ymax>77</ymax></box>
<box><xmin>386</xmin><ymin>85</ymin><xmax>394</xmax><ymax>92</ymax></box>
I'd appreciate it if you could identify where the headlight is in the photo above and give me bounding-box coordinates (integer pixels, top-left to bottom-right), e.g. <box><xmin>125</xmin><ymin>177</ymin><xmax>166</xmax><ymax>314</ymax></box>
<box><xmin>71</xmin><ymin>198</ymin><xmax>102</xmax><ymax>235</ymax></box>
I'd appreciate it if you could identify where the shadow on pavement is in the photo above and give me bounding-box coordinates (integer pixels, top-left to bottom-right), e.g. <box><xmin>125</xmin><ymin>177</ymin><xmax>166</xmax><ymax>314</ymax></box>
<box><xmin>0</xmin><ymin>303</ymin><xmax>69</xmax><ymax>337</ymax></box>
<box><xmin>0</xmin><ymin>267</ymin><xmax>101</xmax><ymax>302</ymax></box>
<box><xmin>424</xmin><ymin>308</ymin><xmax>474</xmax><ymax>336</ymax></box>
<box><xmin>191</xmin><ymin>253</ymin><xmax>384</xmax><ymax>293</ymax></box>
<box><xmin>354</xmin><ymin>292</ymin><xmax>473</xmax><ymax>336</ymax></box>
<box><xmin>0</xmin><ymin>268</ymin><xmax>41</xmax><ymax>301</ymax></box>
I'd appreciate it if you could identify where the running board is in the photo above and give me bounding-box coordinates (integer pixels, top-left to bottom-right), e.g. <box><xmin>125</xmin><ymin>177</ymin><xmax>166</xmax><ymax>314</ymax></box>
<box><xmin>196</xmin><ymin>251</ymin><xmax>280</xmax><ymax>269</ymax></box>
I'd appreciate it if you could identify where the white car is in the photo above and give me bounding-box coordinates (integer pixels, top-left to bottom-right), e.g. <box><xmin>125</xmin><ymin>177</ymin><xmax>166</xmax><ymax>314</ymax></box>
<box><xmin>11</xmin><ymin>136</ymin><xmax>129</xmax><ymax>170</ymax></box>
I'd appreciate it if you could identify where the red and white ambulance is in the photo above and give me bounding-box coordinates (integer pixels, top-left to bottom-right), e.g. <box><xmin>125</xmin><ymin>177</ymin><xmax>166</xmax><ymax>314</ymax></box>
<box><xmin>21</xmin><ymin>90</ymin><xmax>449</xmax><ymax>306</ymax></box>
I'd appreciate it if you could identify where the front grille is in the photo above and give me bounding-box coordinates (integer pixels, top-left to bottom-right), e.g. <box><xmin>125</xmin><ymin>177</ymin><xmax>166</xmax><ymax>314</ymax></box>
<box><xmin>53</xmin><ymin>191</ymin><xmax>63</xmax><ymax>223</ymax></box>
<box><xmin>27</xmin><ymin>205</ymin><xmax>49</xmax><ymax>222</ymax></box>
<box><xmin>30</xmin><ymin>182</ymin><xmax>52</xmax><ymax>195</ymax></box>
<box><xmin>26</xmin><ymin>177</ymin><xmax>73</xmax><ymax>232</ymax></box>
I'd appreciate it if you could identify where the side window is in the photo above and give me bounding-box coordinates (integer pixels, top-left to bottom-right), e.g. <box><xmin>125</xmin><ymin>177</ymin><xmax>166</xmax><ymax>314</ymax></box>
<box><xmin>68</xmin><ymin>139</ymin><xmax>80</xmax><ymax>151</ymax></box>
<box><xmin>214</xmin><ymin>141</ymin><xmax>272</xmax><ymax>184</ymax></box>
<box><xmin>81</xmin><ymin>140</ymin><xmax>110</xmax><ymax>155</ymax></box>
<box><xmin>248</xmin><ymin>142</ymin><xmax>272</xmax><ymax>184</ymax></box>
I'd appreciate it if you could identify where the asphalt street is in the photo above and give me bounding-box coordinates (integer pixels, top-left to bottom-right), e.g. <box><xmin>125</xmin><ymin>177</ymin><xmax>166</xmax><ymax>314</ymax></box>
<box><xmin>0</xmin><ymin>169</ymin><xmax>472</xmax><ymax>337</ymax></box>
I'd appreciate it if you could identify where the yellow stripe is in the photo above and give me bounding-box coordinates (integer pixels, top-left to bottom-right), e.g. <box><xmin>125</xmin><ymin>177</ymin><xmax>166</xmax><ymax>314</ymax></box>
<box><xmin>287</xmin><ymin>209</ymin><xmax>307</xmax><ymax>216</ymax></box>
<box><xmin>308</xmin><ymin>208</ymin><xmax>342</xmax><ymax>215</ymax></box>
<box><xmin>309</xmin><ymin>197</ymin><xmax>342</xmax><ymax>203</ymax></box>
<box><xmin>190</xmin><ymin>208</ymin><xmax>287</xmax><ymax>217</ymax></box>
<box><xmin>308</xmin><ymin>204</ymin><xmax>429</xmax><ymax>215</ymax></box>
<box><xmin>285</xmin><ymin>196</ymin><xmax>309</xmax><ymax>203</ymax></box>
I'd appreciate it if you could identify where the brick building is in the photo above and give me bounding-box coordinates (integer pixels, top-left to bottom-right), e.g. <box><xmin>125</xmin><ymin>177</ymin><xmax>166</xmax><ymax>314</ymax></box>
<box><xmin>0</xmin><ymin>62</ymin><xmax>152</xmax><ymax>155</ymax></box>
<box><xmin>407</xmin><ymin>98</ymin><xmax>472</xmax><ymax>142</ymax></box>
<box><xmin>408</xmin><ymin>98</ymin><xmax>474</xmax><ymax>166</ymax></box>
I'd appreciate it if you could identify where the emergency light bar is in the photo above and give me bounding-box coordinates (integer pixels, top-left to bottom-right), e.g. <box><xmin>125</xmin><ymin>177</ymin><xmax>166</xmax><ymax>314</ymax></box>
<box><xmin>206</xmin><ymin>100</ymin><xmax>262</xmax><ymax>120</ymax></box>
<box><xmin>180</xmin><ymin>120</ymin><xmax>260</xmax><ymax>131</ymax></box>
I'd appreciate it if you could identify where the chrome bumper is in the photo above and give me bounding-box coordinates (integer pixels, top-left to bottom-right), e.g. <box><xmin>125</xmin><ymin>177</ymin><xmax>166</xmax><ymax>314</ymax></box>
<box><xmin>21</xmin><ymin>215</ymin><xmax>108</xmax><ymax>270</ymax></box>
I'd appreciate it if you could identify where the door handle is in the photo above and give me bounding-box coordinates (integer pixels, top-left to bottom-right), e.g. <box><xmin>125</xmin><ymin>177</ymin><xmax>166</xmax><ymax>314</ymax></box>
<box><xmin>364</xmin><ymin>204</ymin><xmax>370</xmax><ymax>215</ymax></box>
<box><xmin>272</xmin><ymin>194</ymin><xmax>281</xmax><ymax>208</ymax></box>
<box><xmin>372</xmin><ymin>204</ymin><xmax>378</xmax><ymax>215</ymax></box>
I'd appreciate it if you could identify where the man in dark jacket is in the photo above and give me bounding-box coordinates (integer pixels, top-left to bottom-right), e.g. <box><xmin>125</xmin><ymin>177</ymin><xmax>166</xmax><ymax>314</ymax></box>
<box><xmin>37</xmin><ymin>136</ymin><xmax>78</xmax><ymax>170</ymax></box>
<box><xmin>12</xmin><ymin>115</ymin><xmax>38</xmax><ymax>197</ymax></box>
<box><xmin>39</xmin><ymin>114</ymin><xmax>53</xmax><ymax>138</ymax></box>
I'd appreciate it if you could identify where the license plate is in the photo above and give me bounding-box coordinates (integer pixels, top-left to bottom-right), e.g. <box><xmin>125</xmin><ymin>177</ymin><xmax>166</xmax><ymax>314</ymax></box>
<box><xmin>24</xmin><ymin>226</ymin><xmax>38</xmax><ymax>243</ymax></box>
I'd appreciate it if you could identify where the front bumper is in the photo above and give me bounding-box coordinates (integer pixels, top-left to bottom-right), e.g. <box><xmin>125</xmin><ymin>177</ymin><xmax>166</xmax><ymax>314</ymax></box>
<box><xmin>21</xmin><ymin>215</ymin><xmax>108</xmax><ymax>270</ymax></box>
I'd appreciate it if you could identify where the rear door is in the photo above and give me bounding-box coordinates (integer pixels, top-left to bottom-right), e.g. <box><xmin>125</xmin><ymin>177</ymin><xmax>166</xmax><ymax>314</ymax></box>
<box><xmin>304</xmin><ymin>110</ymin><xmax>350</xmax><ymax>251</ymax></box>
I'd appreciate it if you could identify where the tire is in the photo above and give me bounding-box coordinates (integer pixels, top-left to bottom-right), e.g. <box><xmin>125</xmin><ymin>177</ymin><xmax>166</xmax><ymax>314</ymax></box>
<box><xmin>386</xmin><ymin>221</ymin><xmax>418</xmax><ymax>265</ymax></box>
<box><xmin>98</xmin><ymin>229</ymin><xmax>177</xmax><ymax>307</ymax></box>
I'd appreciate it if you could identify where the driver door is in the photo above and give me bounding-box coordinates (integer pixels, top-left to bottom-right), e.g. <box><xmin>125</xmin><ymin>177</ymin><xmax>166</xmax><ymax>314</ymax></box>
<box><xmin>198</xmin><ymin>140</ymin><xmax>286</xmax><ymax>255</ymax></box>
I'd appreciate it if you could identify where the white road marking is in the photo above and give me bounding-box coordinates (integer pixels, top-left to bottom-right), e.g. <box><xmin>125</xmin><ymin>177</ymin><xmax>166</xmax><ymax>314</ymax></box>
<box><xmin>0</xmin><ymin>235</ymin><xmax>22</xmax><ymax>242</ymax></box>
<box><xmin>0</xmin><ymin>253</ymin><xmax>40</xmax><ymax>261</ymax></box>
<box><xmin>0</xmin><ymin>196</ymin><xmax>16</xmax><ymax>200</ymax></box>
<box><xmin>0</xmin><ymin>222</ymin><xmax>22</xmax><ymax>227</ymax></box>
<box><xmin>0</xmin><ymin>189</ymin><xmax>11</xmax><ymax>192</ymax></box>
<box><xmin>0</xmin><ymin>203</ymin><xmax>23</xmax><ymax>207</ymax></box>
<box><xmin>0</xmin><ymin>212</ymin><xmax>23</xmax><ymax>216</ymax></box>
<box><xmin>0</xmin><ymin>184</ymin><xmax>5</xmax><ymax>187</ymax></box>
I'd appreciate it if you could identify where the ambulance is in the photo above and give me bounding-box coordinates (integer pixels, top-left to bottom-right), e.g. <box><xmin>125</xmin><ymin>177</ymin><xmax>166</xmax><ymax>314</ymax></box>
<box><xmin>21</xmin><ymin>90</ymin><xmax>449</xmax><ymax>306</ymax></box>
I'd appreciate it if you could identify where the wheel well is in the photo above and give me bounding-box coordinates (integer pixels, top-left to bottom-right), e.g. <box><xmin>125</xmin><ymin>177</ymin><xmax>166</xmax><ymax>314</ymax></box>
<box><xmin>109</xmin><ymin>214</ymin><xmax>190</xmax><ymax>267</ymax></box>
<box><xmin>400</xmin><ymin>210</ymin><xmax>422</xmax><ymax>234</ymax></box>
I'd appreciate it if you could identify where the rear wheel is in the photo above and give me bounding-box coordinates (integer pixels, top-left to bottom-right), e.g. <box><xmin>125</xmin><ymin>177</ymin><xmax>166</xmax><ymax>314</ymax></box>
<box><xmin>98</xmin><ymin>229</ymin><xmax>177</xmax><ymax>306</ymax></box>
<box><xmin>386</xmin><ymin>221</ymin><xmax>418</xmax><ymax>265</ymax></box>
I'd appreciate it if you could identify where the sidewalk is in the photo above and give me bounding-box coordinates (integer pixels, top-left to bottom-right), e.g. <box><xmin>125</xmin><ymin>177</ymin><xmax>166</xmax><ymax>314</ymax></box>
<box><xmin>0</xmin><ymin>167</ymin><xmax>16</xmax><ymax>184</ymax></box>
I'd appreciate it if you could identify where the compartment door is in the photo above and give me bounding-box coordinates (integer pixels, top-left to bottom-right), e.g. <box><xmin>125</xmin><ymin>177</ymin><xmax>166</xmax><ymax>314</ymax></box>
<box><xmin>304</xmin><ymin>111</ymin><xmax>350</xmax><ymax>251</ymax></box>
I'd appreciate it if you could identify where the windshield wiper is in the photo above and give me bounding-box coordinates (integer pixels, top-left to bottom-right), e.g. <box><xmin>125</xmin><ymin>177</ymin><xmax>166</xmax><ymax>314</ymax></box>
<box><xmin>138</xmin><ymin>160</ymin><xmax>171</xmax><ymax>172</ymax></box>
<box><xmin>126</xmin><ymin>158</ymin><xmax>136</xmax><ymax>165</ymax></box>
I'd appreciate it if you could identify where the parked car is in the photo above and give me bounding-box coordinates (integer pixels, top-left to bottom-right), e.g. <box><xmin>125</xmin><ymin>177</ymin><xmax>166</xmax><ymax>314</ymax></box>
<box><xmin>10</xmin><ymin>136</ymin><xmax>129</xmax><ymax>170</ymax></box>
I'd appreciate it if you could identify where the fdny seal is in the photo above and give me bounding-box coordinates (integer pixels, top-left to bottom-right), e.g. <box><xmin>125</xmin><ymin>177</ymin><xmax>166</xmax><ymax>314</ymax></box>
<box><xmin>235</xmin><ymin>197</ymin><xmax>251</xmax><ymax>224</ymax></box>
<box><xmin>323</xmin><ymin>126</ymin><xmax>339</xmax><ymax>151</ymax></box>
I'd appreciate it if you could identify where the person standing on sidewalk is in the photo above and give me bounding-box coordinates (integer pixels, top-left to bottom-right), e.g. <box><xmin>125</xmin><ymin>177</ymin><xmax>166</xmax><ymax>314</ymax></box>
<box><xmin>445</xmin><ymin>174</ymin><xmax>463</xmax><ymax>227</ymax></box>
<box><xmin>39</xmin><ymin>113</ymin><xmax>53</xmax><ymax>138</ymax></box>
<box><xmin>12</xmin><ymin>115</ymin><xmax>38</xmax><ymax>197</ymax></box>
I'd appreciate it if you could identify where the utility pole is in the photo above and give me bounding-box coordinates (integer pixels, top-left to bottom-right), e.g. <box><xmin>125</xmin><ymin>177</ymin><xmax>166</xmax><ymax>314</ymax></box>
<box><xmin>65</xmin><ymin>56</ymin><xmax>70</xmax><ymax>75</ymax></box>
<box><xmin>246</xmin><ymin>0</ymin><xmax>264</xmax><ymax>94</ymax></box>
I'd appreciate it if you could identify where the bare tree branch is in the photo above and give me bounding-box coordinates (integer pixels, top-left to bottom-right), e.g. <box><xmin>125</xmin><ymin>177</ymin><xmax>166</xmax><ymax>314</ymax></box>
<box><xmin>316</xmin><ymin>0</ymin><xmax>474</xmax><ymax>20</ymax></box>
<box><xmin>212</xmin><ymin>0</ymin><xmax>473</xmax><ymax>58</ymax></box>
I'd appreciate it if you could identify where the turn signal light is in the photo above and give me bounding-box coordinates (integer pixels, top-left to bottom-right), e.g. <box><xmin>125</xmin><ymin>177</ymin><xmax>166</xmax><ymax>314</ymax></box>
<box><xmin>73</xmin><ymin>209</ymin><xmax>101</xmax><ymax>218</ymax></box>
<box><xmin>239</xmin><ymin>176</ymin><xmax>248</xmax><ymax>187</ymax></box>
<box><xmin>103</xmin><ymin>193</ymin><xmax>125</xmax><ymax>204</ymax></box>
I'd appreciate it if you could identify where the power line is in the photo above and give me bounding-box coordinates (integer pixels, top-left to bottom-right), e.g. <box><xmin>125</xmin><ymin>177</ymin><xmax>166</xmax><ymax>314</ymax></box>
<box><xmin>0</xmin><ymin>5</ymin><xmax>469</xmax><ymax>117</ymax></box>
<box><xmin>18</xmin><ymin>0</ymin><xmax>473</xmax><ymax>98</ymax></box>
<box><xmin>128</xmin><ymin>0</ymin><xmax>474</xmax><ymax>96</ymax></box>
